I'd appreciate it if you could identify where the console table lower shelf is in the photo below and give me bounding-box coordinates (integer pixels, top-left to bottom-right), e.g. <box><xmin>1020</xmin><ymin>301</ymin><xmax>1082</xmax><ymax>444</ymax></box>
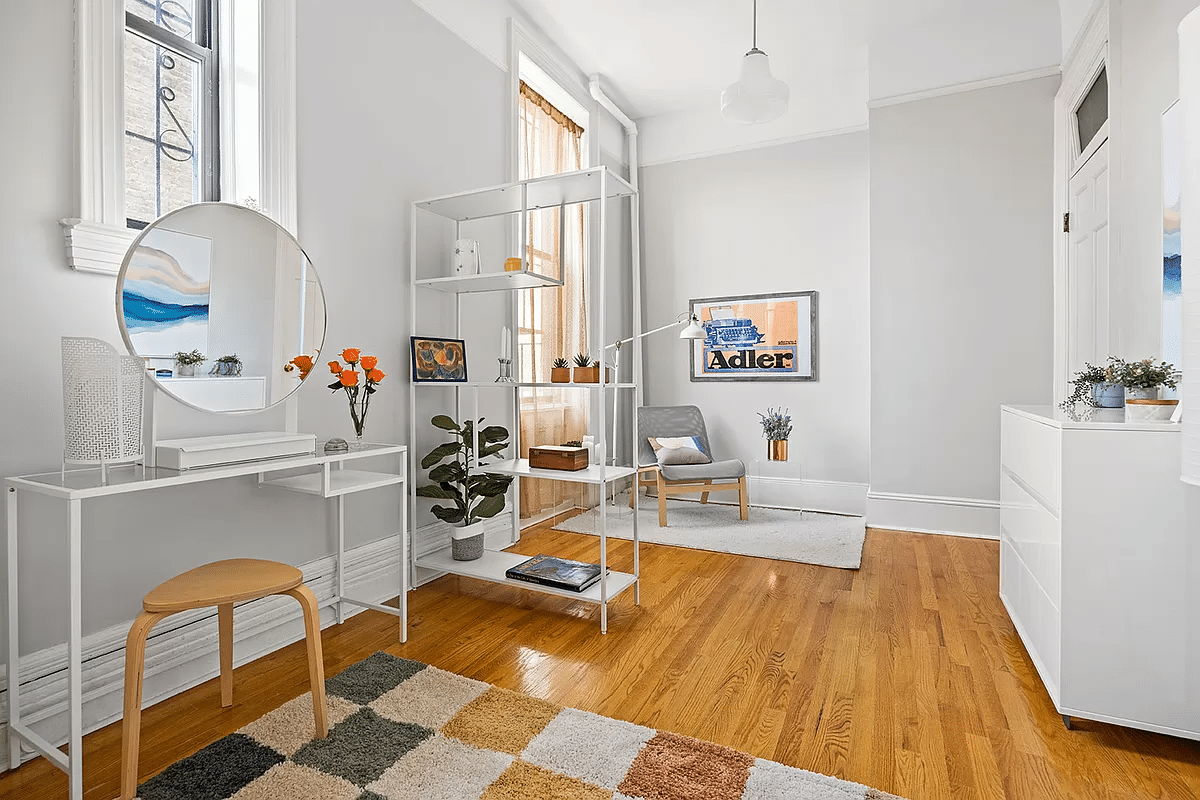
<box><xmin>415</xmin><ymin>548</ymin><xmax>637</xmax><ymax>633</ymax></box>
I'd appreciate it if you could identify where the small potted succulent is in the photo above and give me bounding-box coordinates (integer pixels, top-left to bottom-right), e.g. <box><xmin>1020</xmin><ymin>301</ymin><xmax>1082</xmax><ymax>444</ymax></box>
<box><xmin>210</xmin><ymin>353</ymin><xmax>243</xmax><ymax>376</ymax></box>
<box><xmin>551</xmin><ymin>357</ymin><xmax>571</xmax><ymax>383</ymax></box>
<box><xmin>758</xmin><ymin>407</ymin><xmax>792</xmax><ymax>461</ymax></box>
<box><xmin>173</xmin><ymin>349</ymin><xmax>206</xmax><ymax>377</ymax></box>
<box><xmin>572</xmin><ymin>352</ymin><xmax>597</xmax><ymax>384</ymax></box>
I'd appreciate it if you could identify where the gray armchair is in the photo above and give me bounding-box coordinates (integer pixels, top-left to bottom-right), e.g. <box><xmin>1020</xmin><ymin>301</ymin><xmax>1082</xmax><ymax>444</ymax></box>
<box><xmin>633</xmin><ymin>405</ymin><xmax>748</xmax><ymax>526</ymax></box>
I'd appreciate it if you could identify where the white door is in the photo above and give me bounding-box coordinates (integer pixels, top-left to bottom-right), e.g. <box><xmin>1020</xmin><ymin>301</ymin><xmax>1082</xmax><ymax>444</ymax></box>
<box><xmin>1067</xmin><ymin>139</ymin><xmax>1110</xmax><ymax>375</ymax></box>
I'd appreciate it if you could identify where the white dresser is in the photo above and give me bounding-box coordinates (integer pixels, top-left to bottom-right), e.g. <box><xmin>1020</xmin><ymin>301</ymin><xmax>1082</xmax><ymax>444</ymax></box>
<box><xmin>999</xmin><ymin>405</ymin><xmax>1197</xmax><ymax>739</ymax></box>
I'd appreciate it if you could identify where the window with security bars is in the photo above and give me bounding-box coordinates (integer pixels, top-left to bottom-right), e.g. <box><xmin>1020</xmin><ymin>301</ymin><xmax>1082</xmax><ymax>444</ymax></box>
<box><xmin>124</xmin><ymin>0</ymin><xmax>218</xmax><ymax>229</ymax></box>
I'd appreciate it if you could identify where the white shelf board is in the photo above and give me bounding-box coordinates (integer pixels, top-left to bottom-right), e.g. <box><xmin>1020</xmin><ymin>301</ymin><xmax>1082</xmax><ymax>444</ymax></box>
<box><xmin>415</xmin><ymin>167</ymin><xmax>636</xmax><ymax>222</ymax></box>
<box><xmin>261</xmin><ymin>469</ymin><xmax>404</xmax><ymax>497</ymax></box>
<box><xmin>414</xmin><ymin>381</ymin><xmax>637</xmax><ymax>389</ymax></box>
<box><xmin>414</xmin><ymin>269</ymin><xmax>562</xmax><ymax>294</ymax></box>
<box><xmin>415</xmin><ymin>548</ymin><xmax>637</xmax><ymax>604</ymax></box>
<box><xmin>482</xmin><ymin>459</ymin><xmax>636</xmax><ymax>484</ymax></box>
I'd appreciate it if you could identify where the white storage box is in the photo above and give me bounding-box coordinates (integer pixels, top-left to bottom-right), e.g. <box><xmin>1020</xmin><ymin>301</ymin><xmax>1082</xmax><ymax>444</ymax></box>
<box><xmin>156</xmin><ymin>432</ymin><xmax>317</xmax><ymax>470</ymax></box>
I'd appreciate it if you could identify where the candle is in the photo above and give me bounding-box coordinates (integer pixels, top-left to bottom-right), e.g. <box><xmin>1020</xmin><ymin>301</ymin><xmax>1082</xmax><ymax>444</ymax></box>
<box><xmin>502</xmin><ymin>326</ymin><xmax>510</xmax><ymax>360</ymax></box>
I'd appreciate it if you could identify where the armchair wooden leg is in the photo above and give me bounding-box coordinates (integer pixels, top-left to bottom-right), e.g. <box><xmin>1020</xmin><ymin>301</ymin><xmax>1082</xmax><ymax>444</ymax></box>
<box><xmin>218</xmin><ymin>602</ymin><xmax>233</xmax><ymax>708</ymax></box>
<box><xmin>738</xmin><ymin>476</ymin><xmax>749</xmax><ymax>520</ymax></box>
<box><xmin>656</xmin><ymin>471</ymin><xmax>668</xmax><ymax>527</ymax></box>
<box><xmin>700</xmin><ymin>479</ymin><xmax>712</xmax><ymax>504</ymax></box>
<box><xmin>284</xmin><ymin>584</ymin><xmax>329</xmax><ymax>738</ymax></box>
<box><xmin>121</xmin><ymin>610</ymin><xmax>165</xmax><ymax>800</ymax></box>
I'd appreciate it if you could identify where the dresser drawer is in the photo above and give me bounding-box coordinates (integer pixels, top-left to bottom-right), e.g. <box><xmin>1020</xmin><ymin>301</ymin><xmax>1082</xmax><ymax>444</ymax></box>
<box><xmin>1001</xmin><ymin>410</ymin><xmax>1060</xmax><ymax>512</ymax></box>
<box><xmin>999</xmin><ymin>472</ymin><xmax>1060</xmax><ymax>607</ymax></box>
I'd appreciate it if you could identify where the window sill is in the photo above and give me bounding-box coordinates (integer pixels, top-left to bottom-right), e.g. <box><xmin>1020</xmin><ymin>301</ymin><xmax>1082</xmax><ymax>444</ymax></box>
<box><xmin>60</xmin><ymin>218</ymin><xmax>138</xmax><ymax>275</ymax></box>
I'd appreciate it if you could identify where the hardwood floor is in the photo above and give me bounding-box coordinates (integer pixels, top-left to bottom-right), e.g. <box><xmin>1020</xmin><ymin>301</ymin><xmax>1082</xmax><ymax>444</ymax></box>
<box><xmin>3</xmin><ymin>523</ymin><xmax>1199</xmax><ymax>799</ymax></box>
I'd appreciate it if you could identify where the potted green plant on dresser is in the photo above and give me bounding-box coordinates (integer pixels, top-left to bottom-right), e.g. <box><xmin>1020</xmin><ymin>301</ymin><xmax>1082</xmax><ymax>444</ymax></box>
<box><xmin>173</xmin><ymin>349</ymin><xmax>206</xmax><ymax>377</ymax></box>
<box><xmin>1112</xmin><ymin>357</ymin><xmax>1180</xmax><ymax>421</ymax></box>
<box><xmin>415</xmin><ymin>415</ymin><xmax>514</xmax><ymax>560</ymax></box>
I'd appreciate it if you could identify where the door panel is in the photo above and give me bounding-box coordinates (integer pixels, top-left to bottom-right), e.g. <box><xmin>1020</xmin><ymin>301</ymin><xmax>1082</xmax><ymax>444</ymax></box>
<box><xmin>1067</xmin><ymin>140</ymin><xmax>1110</xmax><ymax>374</ymax></box>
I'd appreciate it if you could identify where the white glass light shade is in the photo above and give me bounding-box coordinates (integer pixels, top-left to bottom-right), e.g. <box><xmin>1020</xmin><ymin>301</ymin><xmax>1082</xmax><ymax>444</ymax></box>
<box><xmin>680</xmin><ymin>318</ymin><xmax>706</xmax><ymax>339</ymax></box>
<box><xmin>721</xmin><ymin>49</ymin><xmax>789</xmax><ymax>124</ymax></box>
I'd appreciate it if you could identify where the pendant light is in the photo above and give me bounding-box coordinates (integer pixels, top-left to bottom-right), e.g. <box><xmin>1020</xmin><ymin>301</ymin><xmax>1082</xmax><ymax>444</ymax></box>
<box><xmin>721</xmin><ymin>0</ymin><xmax>789</xmax><ymax>124</ymax></box>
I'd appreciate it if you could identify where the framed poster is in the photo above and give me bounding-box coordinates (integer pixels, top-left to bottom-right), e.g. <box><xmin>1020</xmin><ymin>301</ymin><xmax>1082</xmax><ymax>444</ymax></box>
<box><xmin>689</xmin><ymin>291</ymin><xmax>818</xmax><ymax>382</ymax></box>
<box><xmin>410</xmin><ymin>336</ymin><xmax>468</xmax><ymax>382</ymax></box>
<box><xmin>121</xmin><ymin>228</ymin><xmax>212</xmax><ymax>357</ymax></box>
<box><xmin>1163</xmin><ymin>100</ymin><xmax>1182</xmax><ymax>397</ymax></box>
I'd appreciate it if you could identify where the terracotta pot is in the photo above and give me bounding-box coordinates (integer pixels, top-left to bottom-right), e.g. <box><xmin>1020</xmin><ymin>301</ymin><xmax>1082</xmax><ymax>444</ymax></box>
<box><xmin>550</xmin><ymin>367</ymin><xmax>571</xmax><ymax>383</ymax></box>
<box><xmin>767</xmin><ymin>439</ymin><xmax>788</xmax><ymax>461</ymax></box>
<box><xmin>573</xmin><ymin>366</ymin><xmax>599</xmax><ymax>384</ymax></box>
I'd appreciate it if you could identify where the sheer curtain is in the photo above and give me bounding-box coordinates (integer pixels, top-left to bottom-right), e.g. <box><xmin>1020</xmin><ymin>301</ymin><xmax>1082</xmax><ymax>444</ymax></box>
<box><xmin>518</xmin><ymin>80</ymin><xmax>588</xmax><ymax>520</ymax></box>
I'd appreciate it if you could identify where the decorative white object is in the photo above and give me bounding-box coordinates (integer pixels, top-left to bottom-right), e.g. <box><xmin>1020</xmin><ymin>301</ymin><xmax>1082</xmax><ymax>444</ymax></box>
<box><xmin>721</xmin><ymin>0</ymin><xmax>789</xmax><ymax>124</ymax></box>
<box><xmin>999</xmin><ymin>406</ymin><xmax>1195</xmax><ymax>739</ymax></box>
<box><xmin>154</xmin><ymin>431</ymin><xmax>317</xmax><ymax>471</ymax></box>
<box><xmin>1125</xmin><ymin>399</ymin><xmax>1179</xmax><ymax>423</ymax></box>
<box><xmin>60</xmin><ymin>337</ymin><xmax>145</xmax><ymax>481</ymax></box>
<box><xmin>452</xmin><ymin>238</ymin><xmax>481</xmax><ymax>276</ymax></box>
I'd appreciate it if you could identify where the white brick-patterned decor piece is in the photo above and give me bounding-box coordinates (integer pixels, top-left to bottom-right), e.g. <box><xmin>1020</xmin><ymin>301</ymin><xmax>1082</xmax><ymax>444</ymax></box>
<box><xmin>61</xmin><ymin>337</ymin><xmax>145</xmax><ymax>475</ymax></box>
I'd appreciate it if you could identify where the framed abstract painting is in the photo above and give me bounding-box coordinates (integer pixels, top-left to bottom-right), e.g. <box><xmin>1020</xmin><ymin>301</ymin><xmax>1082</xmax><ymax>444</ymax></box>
<box><xmin>121</xmin><ymin>228</ymin><xmax>212</xmax><ymax>357</ymax></box>
<box><xmin>1163</xmin><ymin>100</ymin><xmax>1183</xmax><ymax>398</ymax></box>
<box><xmin>410</xmin><ymin>336</ymin><xmax>468</xmax><ymax>383</ymax></box>
<box><xmin>689</xmin><ymin>291</ymin><xmax>818</xmax><ymax>382</ymax></box>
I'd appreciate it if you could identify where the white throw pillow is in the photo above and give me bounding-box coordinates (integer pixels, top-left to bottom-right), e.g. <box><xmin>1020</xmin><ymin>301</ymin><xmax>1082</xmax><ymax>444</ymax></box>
<box><xmin>648</xmin><ymin>436</ymin><xmax>711</xmax><ymax>466</ymax></box>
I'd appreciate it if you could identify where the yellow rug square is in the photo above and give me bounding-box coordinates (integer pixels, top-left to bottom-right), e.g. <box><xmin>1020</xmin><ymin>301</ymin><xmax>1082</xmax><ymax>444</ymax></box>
<box><xmin>239</xmin><ymin>692</ymin><xmax>360</xmax><ymax>757</ymax></box>
<box><xmin>229</xmin><ymin>762</ymin><xmax>359</xmax><ymax>800</ymax></box>
<box><xmin>443</xmin><ymin>686</ymin><xmax>561</xmax><ymax>755</ymax></box>
<box><xmin>481</xmin><ymin>760</ymin><xmax>612</xmax><ymax>800</ymax></box>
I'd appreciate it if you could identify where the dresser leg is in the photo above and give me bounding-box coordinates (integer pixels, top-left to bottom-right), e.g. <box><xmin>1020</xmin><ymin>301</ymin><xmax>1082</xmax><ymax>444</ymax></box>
<box><xmin>1062</xmin><ymin>714</ymin><xmax>1072</xmax><ymax>730</ymax></box>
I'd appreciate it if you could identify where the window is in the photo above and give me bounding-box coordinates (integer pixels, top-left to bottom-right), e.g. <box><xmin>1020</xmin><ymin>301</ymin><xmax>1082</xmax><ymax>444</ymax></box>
<box><xmin>124</xmin><ymin>0</ymin><xmax>219</xmax><ymax>229</ymax></box>
<box><xmin>1075</xmin><ymin>66</ymin><xmax>1108</xmax><ymax>154</ymax></box>
<box><xmin>62</xmin><ymin>0</ymin><xmax>291</xmax><ymax>274</ymax></box>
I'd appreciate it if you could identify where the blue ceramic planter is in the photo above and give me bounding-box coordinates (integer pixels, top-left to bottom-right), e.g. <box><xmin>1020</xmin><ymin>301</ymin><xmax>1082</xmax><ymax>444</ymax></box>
<box><xmin>1090</xmin><ymin>382</ymin><xmax>1125</xmax><ymax>408</ymax></box>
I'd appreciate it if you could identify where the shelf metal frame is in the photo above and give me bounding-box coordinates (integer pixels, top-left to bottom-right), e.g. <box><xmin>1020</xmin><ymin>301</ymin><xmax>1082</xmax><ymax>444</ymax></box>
<box><xmin>409</xmin><ymin>165</ymin><xmax>641</xmax><ymax>633</ymax></box>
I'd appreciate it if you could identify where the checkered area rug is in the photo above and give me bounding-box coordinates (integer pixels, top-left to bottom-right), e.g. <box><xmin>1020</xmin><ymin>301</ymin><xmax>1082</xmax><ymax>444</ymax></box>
<box><xmin>136</xmin><ymin>651</ymin><xmax>903</xmax><ymax>800</ymax></box>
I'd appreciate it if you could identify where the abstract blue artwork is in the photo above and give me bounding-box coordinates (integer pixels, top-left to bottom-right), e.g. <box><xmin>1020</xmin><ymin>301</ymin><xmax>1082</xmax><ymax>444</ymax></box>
<box><xmin>1163</xmin><ymin>102</ymin><xmax>1183</xmax><ymax>396</ymax></box>
<box><xmin>122</xmin><ymin>228</ymin><xmax>211</xmax><ymax>357</ymax></box>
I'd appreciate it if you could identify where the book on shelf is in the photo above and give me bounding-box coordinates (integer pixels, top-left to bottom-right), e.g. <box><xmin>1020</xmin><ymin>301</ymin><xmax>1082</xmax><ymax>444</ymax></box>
<box><xmin>505</xmin><ymin>554</ymin><xmax>603</xmax><ymax>592</ymax></box>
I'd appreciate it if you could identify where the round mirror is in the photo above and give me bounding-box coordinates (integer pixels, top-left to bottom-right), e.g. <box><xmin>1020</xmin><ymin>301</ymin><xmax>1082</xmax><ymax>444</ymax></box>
<box><xmin>116</xmin><ymin>202</ymin><xmax>326</xmax><ymax>413</ymax></box>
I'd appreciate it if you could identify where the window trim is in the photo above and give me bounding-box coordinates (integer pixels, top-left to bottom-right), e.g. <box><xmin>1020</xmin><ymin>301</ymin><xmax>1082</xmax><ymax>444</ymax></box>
<box><xmin>61</xmin><ymin>0</ymin><xmax>296</xmax><ymax>275</ymax></box>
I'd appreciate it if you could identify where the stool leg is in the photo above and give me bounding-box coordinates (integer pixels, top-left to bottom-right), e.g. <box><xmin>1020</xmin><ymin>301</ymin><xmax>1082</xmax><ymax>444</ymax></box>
<box><xmin>218</xmin><ymin>603</ymin><xmax>234</xmax><ymax>707</ymax></box>
<box><xmin>121</xmin><ymin>611</ymin><xmax>163</xmax><ymax>800</ymax></box>
<box><xmin>284</xmin><ymin>585</ymin><xmax>328</xmax><ymax>738</ymax></box>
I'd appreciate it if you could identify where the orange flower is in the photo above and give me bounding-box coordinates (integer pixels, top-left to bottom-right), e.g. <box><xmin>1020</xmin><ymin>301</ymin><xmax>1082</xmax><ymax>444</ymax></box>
<box><xmin>328</xmin><ymin>360</ymin><xmax>342</xmax><ymax>374</ymax></box>
<box><xmin>339</xmin><ymin>369</ymin><xmax>359</xmax><ymax>387</ymax></box>
<box><xmin>341</xmin><ymin>348</ymin><xmax>360</xmax><ymax>363</ymax></box>
<box><xmin>292</xmin><ymin>355</ymin><xmax>313</xmax><ymax>370</ymax></box>
<box><xmin>360</xmin><ymin>355</ymin><xmax>378</xmax><ymax>371</ymax></box>
<box><xmin>367</xmin><ymin>368</ymin><xmax>386</xmax><ymax>383</ymax></box>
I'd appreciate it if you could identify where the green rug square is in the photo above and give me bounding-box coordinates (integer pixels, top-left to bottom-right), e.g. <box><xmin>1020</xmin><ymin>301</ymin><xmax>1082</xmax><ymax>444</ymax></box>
<box><xmin>293</xmin><ymin>708</ymin><xmax>433</xmax><ymax>786</ymax></box>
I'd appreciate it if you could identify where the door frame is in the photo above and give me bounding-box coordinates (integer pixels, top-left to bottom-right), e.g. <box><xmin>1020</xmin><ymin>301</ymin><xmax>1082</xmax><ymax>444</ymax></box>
<box><xmin>1054</xmin><ymin>0</ymin><xmax>1112</xmax><ymax>409</ymax></box>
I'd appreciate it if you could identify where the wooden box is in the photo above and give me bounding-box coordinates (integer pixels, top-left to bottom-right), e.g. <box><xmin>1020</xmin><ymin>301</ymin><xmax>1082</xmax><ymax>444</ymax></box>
<box><xmin>529</xmin><ymin>445</ymin><xmax>589</xmax><ymax>471</ymax></box>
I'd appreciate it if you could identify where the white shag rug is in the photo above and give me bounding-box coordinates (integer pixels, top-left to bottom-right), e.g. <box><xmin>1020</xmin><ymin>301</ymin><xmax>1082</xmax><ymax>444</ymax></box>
<box><xmin>553</xmin><ymin>494</ymin><xmax>866</xmax><ymax>569</ymax></box>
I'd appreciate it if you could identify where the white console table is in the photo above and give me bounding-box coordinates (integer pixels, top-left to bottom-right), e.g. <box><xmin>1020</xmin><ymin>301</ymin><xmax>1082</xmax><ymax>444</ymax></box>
<box><xmin>4</xmin><ymin>443</ymin><xmax>407</xmax><ymax>800</ymax></box>
<box><xmin>999</xmin><ymin>406</ymin><xmax>1196</xmax><ymax>739</ymax></box>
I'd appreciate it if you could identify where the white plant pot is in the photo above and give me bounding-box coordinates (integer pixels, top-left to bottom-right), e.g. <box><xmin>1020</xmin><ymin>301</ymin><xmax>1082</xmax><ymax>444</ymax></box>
<box><xmin>451</xmin><ymin>520</ymin><xmax>486</xmax><ymax>560</ymax></box>
<box><xmin>1125</xmin><ymin>399</ymin><xmax>1178</xmax><ymax>423</ymax></box>
<box><xmin>176</xmin><ymin>363</ymin><xmax>195</xmax><ymax>377</ymax></box>
<box><xmin>1124</xmin><ymin>387</ymin><xmax>1158</xmax><ymax>401</ymax></box>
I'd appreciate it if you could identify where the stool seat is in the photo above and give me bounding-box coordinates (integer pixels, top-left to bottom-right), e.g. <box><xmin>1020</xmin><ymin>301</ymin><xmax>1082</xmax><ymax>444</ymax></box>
<box><xmin>144</xmin><ymin>558</ymin><xmax>303</xmax><ymax>613</ymax></box>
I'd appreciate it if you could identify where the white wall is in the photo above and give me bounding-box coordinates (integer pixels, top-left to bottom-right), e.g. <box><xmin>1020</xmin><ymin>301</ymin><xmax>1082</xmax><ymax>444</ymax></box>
<box><xmin>1060</xmin><ymin>0</ymin><xmax>1097</xmax><ymax>58</ymax></box>
<box><xmin>868</xmin><ymin>76</ymin><xmax>1059</xmax><ymax>537</ymax></box>
<box><xmin>1107</xmin><ymin>0</ymin><xmax>1200</xmax><ymax>361</ymax></box>
<box><xmin>0</xmin><ymin>0</ymin><xmax>507</xmax><ymax>656</ymax></box>
<box><xmin>639</xmin><ymin>132</ymin><xmax>870</xmax><ymax>514</ymax></box>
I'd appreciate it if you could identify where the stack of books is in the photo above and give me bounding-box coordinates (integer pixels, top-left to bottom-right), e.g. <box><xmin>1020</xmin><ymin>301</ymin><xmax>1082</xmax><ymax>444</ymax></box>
<box><xmin>505</xmin><ymin>554</ymin><xmax>602</xmax><ymax>592</ymax></box>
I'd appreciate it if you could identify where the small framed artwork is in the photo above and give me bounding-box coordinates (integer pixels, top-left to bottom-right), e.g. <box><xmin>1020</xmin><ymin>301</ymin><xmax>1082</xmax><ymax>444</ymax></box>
<box><xmin>410</xmin><ymin>336</ymin><xmax>468</xmax><ymax>383</ymax></box>
<box><xmin>689</xmin><ymin>291</ymin><xmax>818</xmax><ymax>382</ymax></box>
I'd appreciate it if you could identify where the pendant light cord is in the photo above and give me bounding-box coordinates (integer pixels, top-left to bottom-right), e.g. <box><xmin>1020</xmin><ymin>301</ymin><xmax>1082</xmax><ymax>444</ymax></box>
<box><xmin>753</xmin><ymin>0</ymin><xmax>758</xmax><ymax>49</ymax></box>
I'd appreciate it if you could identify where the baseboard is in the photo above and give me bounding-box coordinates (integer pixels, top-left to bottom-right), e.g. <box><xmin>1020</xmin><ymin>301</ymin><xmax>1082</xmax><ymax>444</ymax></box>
<box><xmin>655</xmin><ymin>476</ymin><xmax>867</xmax><ymax>516</ymax></box>
<box><xmin>0</xmin><ymin>534</ymin><xmax>404</xmax><ymax>770</ymax></box>
<box><xmin>865</xmin><ymin>491</ymin><xmax>1000</xmax><ymax>539</ymax></box>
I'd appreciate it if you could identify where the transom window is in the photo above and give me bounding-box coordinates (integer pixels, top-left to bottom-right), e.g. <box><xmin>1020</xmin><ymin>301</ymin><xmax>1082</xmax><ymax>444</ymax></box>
<box><xmin>1075</xmin><ymin>66</ymin><xmax>1108</xmax><ymax>154</ymax></box>
<box><xmin>124</xmin><ymin>0</ymin><xmax>219</xmax><ymax>229</ymax></box>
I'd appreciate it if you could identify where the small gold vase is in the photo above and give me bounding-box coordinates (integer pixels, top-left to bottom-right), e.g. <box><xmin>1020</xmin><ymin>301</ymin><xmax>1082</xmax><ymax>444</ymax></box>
<box><xmin>768</xmin><ymin>439</ymin><xmax>788</xmax><ymax>461</ymax></box>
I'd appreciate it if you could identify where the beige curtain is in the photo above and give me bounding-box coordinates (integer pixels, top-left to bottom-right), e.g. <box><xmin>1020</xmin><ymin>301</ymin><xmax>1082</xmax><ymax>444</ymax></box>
<box><xmin>518</xmin><ymin>80</ymin><xmax>588</xmax><ymax>520</ymax></box>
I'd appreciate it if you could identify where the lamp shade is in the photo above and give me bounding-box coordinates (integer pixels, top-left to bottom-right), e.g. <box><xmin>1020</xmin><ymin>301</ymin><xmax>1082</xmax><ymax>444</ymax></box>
<box><xmin>680</xmin><ymin>318</ymin><xmax>706</xmax><ymax>339</ymax></box>
<box><xmin>721</xmin><ymin>49</ymin><xmax>789</xmax><ymax>124</ymax></box>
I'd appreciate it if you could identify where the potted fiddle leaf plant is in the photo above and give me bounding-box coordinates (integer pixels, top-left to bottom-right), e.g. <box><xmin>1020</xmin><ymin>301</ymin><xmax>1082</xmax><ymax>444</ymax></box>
<box><xmin>415</xmin><ymin>415</ymin><xmax>514</xmax><ymax>560</ymax></box>
<box><xmin>551</xmin><ymin>357</ymin><xmax>571</xmax><ymax>383</ymax></box>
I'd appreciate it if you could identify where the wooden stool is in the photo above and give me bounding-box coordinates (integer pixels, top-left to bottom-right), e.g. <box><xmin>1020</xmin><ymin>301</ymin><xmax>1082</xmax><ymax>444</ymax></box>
<box><xmin>120</xmin><ymin>559</ymin><xmax>329</xmax><ymax>800</ymax></box>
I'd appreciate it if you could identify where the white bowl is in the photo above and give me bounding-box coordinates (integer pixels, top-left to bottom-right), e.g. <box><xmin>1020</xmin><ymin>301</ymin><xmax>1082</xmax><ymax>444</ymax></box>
<box><xmin>1124</xmin><ymin>399</ymin><xmax>1178</xmax><ymax>423</ymax></box>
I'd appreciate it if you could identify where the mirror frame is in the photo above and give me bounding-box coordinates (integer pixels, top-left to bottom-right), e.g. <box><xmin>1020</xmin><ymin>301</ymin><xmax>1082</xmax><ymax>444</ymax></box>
<box><xmin>115</xmin><ymin>202</ymin><xmax>327</xmax><ymax>414</ymax></box>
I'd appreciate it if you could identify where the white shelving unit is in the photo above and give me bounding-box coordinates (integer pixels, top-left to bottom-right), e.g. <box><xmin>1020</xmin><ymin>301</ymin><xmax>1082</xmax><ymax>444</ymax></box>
<box><xmin>408</xmin><ymin>166</ymin><xmax>641</xmax><ymax>633</ymax></box>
